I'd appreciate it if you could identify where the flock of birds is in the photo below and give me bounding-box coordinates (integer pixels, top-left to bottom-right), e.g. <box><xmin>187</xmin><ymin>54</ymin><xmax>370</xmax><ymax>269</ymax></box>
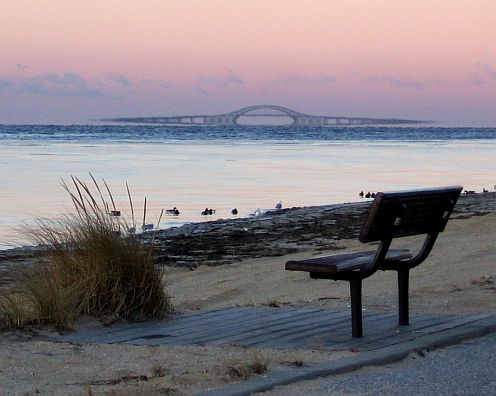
<box><xmin>164</xmin><ymin>206</ymin><xmax>232</xmax><ymax>216</ymax></box>
<box><xmin>358</xmin><ymin>191</ymin><xmax>376</xmax><ymax>198</ymax></box>
<box><xmin>360</xmin><ymin>187</ymin><xmax>494</xmax><ymax>198</ymax></box>
<box><xmin>117</xmin><ymin>201</ymin><xmax>284</xmax><ymax>233</ymax></box>
<box><xmin>162</xmin><ymin>201</ymin><xmax>283</xmax><ymax>218</ymax></box>
<box><xmin>464</xmin><ymin>187</ymin><xmax>494</xmax><ymax>194</ymax></box>
<box><xmin>121</xmin><ymin>186</ymin><xmax>496</xmax><ymax>233</ymax></box>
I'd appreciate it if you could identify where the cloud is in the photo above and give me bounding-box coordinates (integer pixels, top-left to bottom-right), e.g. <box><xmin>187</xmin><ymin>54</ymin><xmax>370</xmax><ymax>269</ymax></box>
<box><xmin>360</xmin><ymin>74</ymin><xmax>426</xmax><ymax>90</ymax></box>
<box><xmin>19</xmin><ymin>72</ymin><xmax>104</xmax><ymax>97</ymax></box>
<box><xmin>103</xmin><ymin>72</ymin><xmax>133</xmax><ymax>89</ymax></box>
<box><xmin>270</xmin><ymin>72</ymin><xmax>336</xmax><ymax>86</ymax></box>
<box><xmin>16</xmin><ymin>64</ymin><xmax>28</xmax><ymax>71</ymax></box>
<box><xmin>476</xmin><ymin>63</ymin><xmax>496</xmax><ymax>80</ymax></box>
<box><xmin>141</xmin><ymin>79</ymin><xmax>177</xmax><ymax>90</ymax></box>
<box><xmin>197</xmin><ymin>69</ymin><xmax>244</xmax><ymax>88</ymax></box>
<box><xmin>0</xmin><ymin>70</ymin><xmax>179</xmax><ymax>98</ymax></box>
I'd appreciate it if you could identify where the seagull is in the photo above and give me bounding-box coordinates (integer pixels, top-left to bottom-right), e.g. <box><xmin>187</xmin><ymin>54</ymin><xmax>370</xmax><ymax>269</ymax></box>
<box><xmin>251</xmin><ymin>208</ymin><xmax>262</xmax><ymax>217</ymax></box>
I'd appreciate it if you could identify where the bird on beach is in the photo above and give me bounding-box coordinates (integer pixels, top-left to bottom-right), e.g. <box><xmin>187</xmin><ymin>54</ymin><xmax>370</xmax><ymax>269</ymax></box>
<box><xmin>365</xmin><ymin>192</ymin><xmax>371</xmax><ymax>198</ymax></box>
<box><xmin>231</xmin><ymin>208</ymin><xmax>238</xmax><ymax>215</ymax></box>
<box><xmin>482</xmin><ymin>188</ymin><xmax>488</xmax><ymax>193</ymax></box>
<box><xmin>251</xmin><ymin>208</ymin><xmax>262</xmax><ymax>217</ymax></box>
<box><xmin>166</xmin><ymin>207</ymin><xmax>180</xmax><ymax>215</ymax></box>
<box><xmin>359</xmin><ymin>191</ymin><xmax>364</xmax><ymax>198</ymax></box>
<box><xmin>201</xmin><ymin>208</ymin><xmax>209</xmax><ymax>215</ymax></box>
<box><xmin>275</xmin><ymin>201</ymin><xmax>282</xmax><ymax>209</ymax></box>
<box><xmin>370</xmin><ymin>192</ymin><xmax>376</xmax><ymax>198</ymax></box>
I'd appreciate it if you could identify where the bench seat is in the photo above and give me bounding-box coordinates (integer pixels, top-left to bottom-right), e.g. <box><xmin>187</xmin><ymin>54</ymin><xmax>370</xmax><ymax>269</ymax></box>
<box><xmin>285</xmin><ymin>186</ymin><xmax>463</xmax><ymax>338</ymax></box>
<box><xmin>286</xmin><ymin>249</ymin><xmax>412</xmax><ymax>275</ymax></box>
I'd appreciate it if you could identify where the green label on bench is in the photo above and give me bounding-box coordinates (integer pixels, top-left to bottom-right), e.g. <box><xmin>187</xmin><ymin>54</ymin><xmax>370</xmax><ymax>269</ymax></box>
<box><xmin>394</xmin><ymin>217</ymin><xmax>402</xmax><ymax>226</ymax></box>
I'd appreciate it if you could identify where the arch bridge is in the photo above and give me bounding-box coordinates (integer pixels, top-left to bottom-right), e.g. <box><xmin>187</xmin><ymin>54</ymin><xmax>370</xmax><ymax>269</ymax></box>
<box><xmin>106</xmin><ymin>105</ymin><xmax>422</xmax><ymax>126</ymax></box>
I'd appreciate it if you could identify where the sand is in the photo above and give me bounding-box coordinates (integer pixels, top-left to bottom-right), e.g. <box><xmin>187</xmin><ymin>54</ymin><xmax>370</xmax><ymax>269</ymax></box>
<box><xmin>166</xmin><ymin>211</ymin><xmax>496</xmax><ymax>315</ymax></box>
<box><xmin>0</xmin><ymin>199</ymin><xmax>495</xmax><ymax>395</ymax></box>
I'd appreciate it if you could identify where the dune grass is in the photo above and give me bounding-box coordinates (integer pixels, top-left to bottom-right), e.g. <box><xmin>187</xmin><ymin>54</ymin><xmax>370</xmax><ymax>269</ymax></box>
<box><xmin>0</xmin><ymin>176</ymin><xmax>173</xmax><ymax>330</ymax></box>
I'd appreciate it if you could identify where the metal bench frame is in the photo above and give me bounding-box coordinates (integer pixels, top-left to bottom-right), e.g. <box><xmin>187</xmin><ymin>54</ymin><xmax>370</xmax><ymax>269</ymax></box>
<box><xmin>286</xmin><ymin>186</ymin><xmax>463</xmax><ymax>338</ymax></box>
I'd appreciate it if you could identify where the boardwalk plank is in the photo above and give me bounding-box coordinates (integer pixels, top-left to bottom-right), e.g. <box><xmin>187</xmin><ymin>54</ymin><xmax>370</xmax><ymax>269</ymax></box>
<box><xmin>240</xmin><ymin>312</ymin><xmax>354</xmax><ymax>347</ymax></box>
<box><xmin>282</xmin><ymin>312</ymin><xmax>397</xmax><ymax>349</ymax></box>
<box><xmin>58</xmin><ymin>308</ymin><xmax>494</xmax><ymax>351</ymax></box>
<box><xmin>250</xmin><ymin>312</ymin><xmax>396</xmax><ymax>348</ymax></box>
<box><xmin>172</xmin><ymin>308</ymin><xmax>326</xmax><ymax>345</ymax></box>
<box><xmin>360</xmin><ymin>313</ymin><xmax>494</xmax><ymax>350</ymax></box>
<box><xmin>63</xmin><ymin>307</ymin><xmax>236</xmax><ymax>343</ymax></box>
<box><xmin>115</xmin><ymin>308</ymin><xmax>309</xmax><ymax>345</ymax></box>
<box><xmin>67</xmin><ymin>307</ymin><xmax>262</xmax><ymax>344</ymax></box>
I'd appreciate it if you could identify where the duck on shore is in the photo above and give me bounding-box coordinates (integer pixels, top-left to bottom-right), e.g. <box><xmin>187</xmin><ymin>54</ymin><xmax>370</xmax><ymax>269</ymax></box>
<box><xmin>231</xmin><ymin>208</ymin><xmax>238</xmax><ymax>215</ymax></box>
<box><xmin>201</xmin><ymin>208</ymin><xmax>216</xmax><ymax>215</ymax></box>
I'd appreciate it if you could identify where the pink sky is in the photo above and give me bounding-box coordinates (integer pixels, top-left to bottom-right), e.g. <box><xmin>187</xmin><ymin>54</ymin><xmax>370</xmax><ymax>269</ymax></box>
<box><xmin>1</xmin><ymin>0</ymin><xmax>495</xmax><ymax>124</ymax></box>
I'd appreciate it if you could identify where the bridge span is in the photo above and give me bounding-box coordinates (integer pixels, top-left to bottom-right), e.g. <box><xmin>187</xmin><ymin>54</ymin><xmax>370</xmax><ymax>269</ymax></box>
<box><xmin>105</xmin><ymin>105</ymin><xmax>423</xmax><ymax>126</ymax></box>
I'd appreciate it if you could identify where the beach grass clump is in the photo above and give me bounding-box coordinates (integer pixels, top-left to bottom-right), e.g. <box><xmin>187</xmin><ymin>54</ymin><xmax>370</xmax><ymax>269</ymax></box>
<box><xmin>0</xmin><ymin>176</ymin><xmax>173</xmax><ymax>330</ymax></box>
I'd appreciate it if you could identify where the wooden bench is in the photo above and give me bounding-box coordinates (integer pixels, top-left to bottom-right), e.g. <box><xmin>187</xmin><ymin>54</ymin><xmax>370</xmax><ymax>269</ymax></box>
<box><xmin>285</xmin><ymin>186</ymin><xmax>463</xmax><ymax>338</ymax></box>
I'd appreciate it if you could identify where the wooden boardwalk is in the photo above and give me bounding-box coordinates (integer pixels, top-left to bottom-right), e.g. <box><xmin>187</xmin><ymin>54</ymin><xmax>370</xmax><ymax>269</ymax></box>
<box><xmin>60</xmin><ymin>307</ymin><xmax>496</xmax><ymax>351</ymax></box>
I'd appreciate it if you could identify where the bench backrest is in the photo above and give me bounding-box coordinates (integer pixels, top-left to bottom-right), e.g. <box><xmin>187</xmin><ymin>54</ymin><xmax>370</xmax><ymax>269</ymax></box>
<box><xmin>358</xmin><ymin>186</ymin><xmax>463</xmax><ymax>243</ymax></box>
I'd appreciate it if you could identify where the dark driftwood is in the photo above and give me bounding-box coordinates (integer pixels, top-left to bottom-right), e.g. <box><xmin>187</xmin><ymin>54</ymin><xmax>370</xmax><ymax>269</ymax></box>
<box><xmin>286</xmin><ymin>186</ymin><xmax>463</xmax><ymax>338</ymax></box>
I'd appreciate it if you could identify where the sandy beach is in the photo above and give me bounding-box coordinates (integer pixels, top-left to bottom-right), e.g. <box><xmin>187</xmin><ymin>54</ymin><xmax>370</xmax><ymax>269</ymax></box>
<box><xmin>1</xmin><ymin>193</ymin><xmax>495</xmax><ymax>394</ymax></box>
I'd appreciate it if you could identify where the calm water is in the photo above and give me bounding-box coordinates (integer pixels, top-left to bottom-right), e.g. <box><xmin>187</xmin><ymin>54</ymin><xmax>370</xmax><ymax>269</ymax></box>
<box><xmin>1</xmin><ymin>124</ymin><xmax>495</xmax><ymax>248</ymax></box>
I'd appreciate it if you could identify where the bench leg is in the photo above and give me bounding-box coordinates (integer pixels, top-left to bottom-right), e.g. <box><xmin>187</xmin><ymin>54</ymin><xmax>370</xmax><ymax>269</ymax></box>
<box><xmin>349</xmin><ymin>279</ymin><xmax>363</xmax><ymax>338</ymax></box>
<box><xmin>398</xmin><ymin>269</ymin><xmax>410</xmax><ymax>326</ymax></box>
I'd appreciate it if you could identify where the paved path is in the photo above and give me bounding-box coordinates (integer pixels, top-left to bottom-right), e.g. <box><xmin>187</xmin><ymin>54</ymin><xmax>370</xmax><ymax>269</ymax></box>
<box><xmin>263</xmin><ymin>331</ymin><xmax>496</xmax><ymax>395</ymax></box>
